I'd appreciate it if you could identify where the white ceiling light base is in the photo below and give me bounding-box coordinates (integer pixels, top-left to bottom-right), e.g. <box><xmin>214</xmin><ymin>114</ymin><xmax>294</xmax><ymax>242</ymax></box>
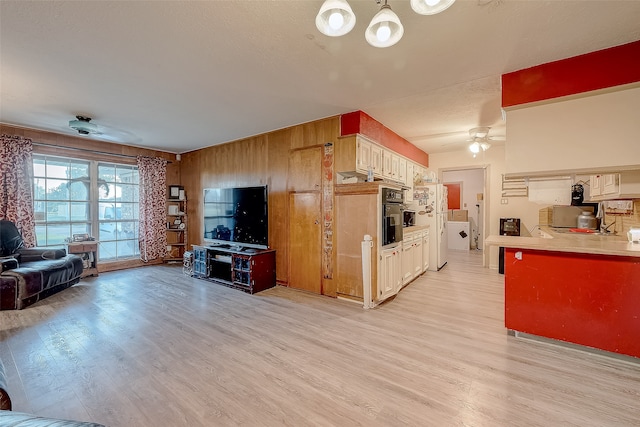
<box><xmin>410</xmin><ymin>0</ymin><xmax>456</xmax><ymax>16</ymax></box>
<box><xmin>69</xmin><ymin>116</ymin><xmax>99</xmax><ymax>135</ymax></box>
<box><xmin>316</xmin><ymin>0</ymin><xmax>356</xmax><ymax>37</ymax></box>
<box><xmin>365</xmin><ymin>3</ymin><xmax>404</xmax><ymax>48</ymax></box>
<box><xmin>468</xmin><ymin>126</ymin><xmax>492</xmax><ymax>156</ymax></box>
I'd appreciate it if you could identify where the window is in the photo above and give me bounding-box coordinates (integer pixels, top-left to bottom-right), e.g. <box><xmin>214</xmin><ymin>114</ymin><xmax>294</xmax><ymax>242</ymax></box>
<box><xmin>33</xmin><ymin>155</ymin><xmax>139</xmax><ymax>261</ymax></box>
<box><xmin>97</xmin><ymin>163</ymin><xmax>139</xmax><ymax>260</ymax></box>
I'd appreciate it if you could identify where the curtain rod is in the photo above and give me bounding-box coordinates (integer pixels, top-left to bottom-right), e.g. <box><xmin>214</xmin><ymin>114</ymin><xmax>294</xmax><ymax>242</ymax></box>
<box><xmin>32</xmin><ymin>142</ymin><xmax>172</xmax><ymax>163</ymax></box>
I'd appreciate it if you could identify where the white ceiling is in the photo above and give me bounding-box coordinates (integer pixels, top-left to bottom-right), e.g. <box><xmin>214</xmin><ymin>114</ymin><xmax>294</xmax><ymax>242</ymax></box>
<box><xmin>1</xmin><ymin>1</ymin><xmax>639</xmax><ymax>155</ymax></box>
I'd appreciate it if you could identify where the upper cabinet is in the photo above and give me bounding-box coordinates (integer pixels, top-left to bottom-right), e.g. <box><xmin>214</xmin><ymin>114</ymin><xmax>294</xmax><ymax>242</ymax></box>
<box><xmin>505</xmin><ymin>87</ymin><xmax>640</xmax><ymax>176</ymax></box>
<box><xmin>336</xmin><ymin>134</ymin><xmax>426</xmax><ymax>188</ymax></box>
<box><xmin>589</xmin><ymin>171</ymin><xmax>640</xmax><ymax>201</ymax></box>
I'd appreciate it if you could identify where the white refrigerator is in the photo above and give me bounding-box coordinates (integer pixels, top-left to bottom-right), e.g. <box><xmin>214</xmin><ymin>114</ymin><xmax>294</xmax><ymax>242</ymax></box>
<box><xmin>414</xmin><ymin>184</ymin><xmax>448</xmax><ymax>271</ymax></box>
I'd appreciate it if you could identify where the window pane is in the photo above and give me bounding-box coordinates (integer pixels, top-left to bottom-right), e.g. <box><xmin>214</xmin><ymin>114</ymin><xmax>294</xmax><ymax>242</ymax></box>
<box><xmin>45</xmin><ymin>223</ymin><xmax>71</xmax><ymax>246</ymax></box>
<box><xmin>70</xmin><ymin>202</ymin><xmax>90</xmax><ymax>221</ymax></box>
<box><xmin>71</xmin><ymin>223</ymin><xmax>91</xmax><ymax>236</ymax></box>
<box><xmin>117</xmin><ymin>240</ymin><xmax>137</xmax><ymax>258</ymax></box>
<box><xmin>46</xmin><ymin>179</ymin><xmax>69</xmax><ymax>200</ymax></box>
<box><xmin>34</xmin><ymin>178</ymin><xmax>46</xmax><ymax>200</ymax></box>
<box><xmin>46</xmin><ymin>201</ymin><xmax>69</xmax><ymax>222</ymax></box>
<box><xmin>68</xmin><ymin>180</ymin><xmax>89</xmax><ymax>201</ymax></box>
<box><xmin>99</xmin><ymin>164</ymin><xmax>116</xmax><ymax>182</ymax></box>
<box><xmin>119</xmin><ymin>203</ymin><xmax>136</xmax><ymax>220</ymax></box>
<box><xmin>46</xmin><ymin>159</ymin><xmax>70</xmax><ymax>179</ymax></box>
<box><xmin>99</xmin><ymin>241</ymin><xmax>117</xmax><ymax>261</ymax></box>
<box><xmin>70</xmin><ymin>163</ymin><xmax>89</xmax><ymax>179</ymax></box>
<box><xmin>33</xmin><ymin>158</ymin><xmax>46</xmax><ymax>177</ymax></box>
<box><xmin>99</xmin><ymin>223</ymin><xmax>117</xmax><ymax>241</ymax></box>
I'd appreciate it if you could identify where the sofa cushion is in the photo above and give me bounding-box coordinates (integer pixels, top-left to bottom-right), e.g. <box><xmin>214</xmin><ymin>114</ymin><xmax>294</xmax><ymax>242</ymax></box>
<box><xmin>0</xmin><ymin>220</ymin><xmax>24</xmax><ymax>257</ymax></box>
<box><xmin>0</xmin><ymin>410</ymin><xmax>105</xmax><ymax>426</ymax></box>
<box><xmin>0</xmin><ymin>257</ymin><xmax>19</xmax><ymax>273</ymax></box>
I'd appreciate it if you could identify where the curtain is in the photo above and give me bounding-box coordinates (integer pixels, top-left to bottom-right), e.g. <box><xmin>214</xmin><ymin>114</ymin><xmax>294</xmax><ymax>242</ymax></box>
<box><xmin>0</xmin><ymin>134</ymin><xmax>36</xmax><ymax>247</ymax></box>
<box><xmin>137</xmin><ymin>156</ymin><xmax>168</xmax><ymax>262</ymax></box>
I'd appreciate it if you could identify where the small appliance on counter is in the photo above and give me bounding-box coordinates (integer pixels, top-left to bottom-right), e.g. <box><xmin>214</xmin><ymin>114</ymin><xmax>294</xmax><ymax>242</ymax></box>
<box><xmin>403</xmin><ymin>210</ymin><xmax>416</xmax><ymax>228</ymax></box>
<box><xmin>499</xmin><ymin>218</ymin><xmax>520</xmax><ymax>274</ymax></box>
<box><xmin>577</xmin><ymin>211</ymin><xmax>598</xmax><ymax>229</ymax></box>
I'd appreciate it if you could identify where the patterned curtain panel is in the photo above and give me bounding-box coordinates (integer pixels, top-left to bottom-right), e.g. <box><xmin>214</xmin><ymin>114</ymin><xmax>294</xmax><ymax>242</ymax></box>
<box><xmin>137</xmin><ymin>156</ymin><xmax>168</xmax><ymax>262</ymax></box>
<box><xmin>0</xmin><ymin>134</ymin><xmax>36</xmax><ymax>247</ymax></box>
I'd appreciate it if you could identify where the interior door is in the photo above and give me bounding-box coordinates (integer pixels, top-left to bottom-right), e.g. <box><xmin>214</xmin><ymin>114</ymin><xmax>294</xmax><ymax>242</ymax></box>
<box><xmin>288</xmin><ymin>146</ymin><xmax>323</xmax><ymax>294</ymax></box>
<box><xmin>289</xmin><ymin>192</ymin><xmax>322</xmax><ymax>294</ymax></box>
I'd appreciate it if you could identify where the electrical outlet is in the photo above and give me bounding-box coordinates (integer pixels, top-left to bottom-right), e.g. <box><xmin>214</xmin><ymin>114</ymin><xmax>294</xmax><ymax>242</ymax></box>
<box><xmin>501</xmin><ymin>198</ymin><xmax>508</xmax><ymax>205</ymax></box>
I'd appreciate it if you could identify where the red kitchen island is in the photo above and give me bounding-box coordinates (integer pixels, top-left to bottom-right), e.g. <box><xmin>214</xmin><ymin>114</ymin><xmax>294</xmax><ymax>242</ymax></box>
<box><xmin>486</xmin><ymin>229</ymin><xmax>640</xmax><ymax>359</ymax></box>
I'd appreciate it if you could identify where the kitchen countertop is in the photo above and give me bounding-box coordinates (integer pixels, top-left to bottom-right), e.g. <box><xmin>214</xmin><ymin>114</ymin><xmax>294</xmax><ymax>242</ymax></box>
<box><xmin>403</xmin><ymin>225</ymin><xmax>429</xmax><ymax>236</ymax></box>
<box><xmin>485</xmin><ymin>226</ymin><xmax>640</xmax><ymax>257</ymax></box>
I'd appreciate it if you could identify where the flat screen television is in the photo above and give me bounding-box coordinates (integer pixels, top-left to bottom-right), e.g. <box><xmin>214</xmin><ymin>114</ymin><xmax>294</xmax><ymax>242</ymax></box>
<box><xmin>203</xmin><ymin>185</ymin><xmax>268</xmax><ymax>250</ymax></box>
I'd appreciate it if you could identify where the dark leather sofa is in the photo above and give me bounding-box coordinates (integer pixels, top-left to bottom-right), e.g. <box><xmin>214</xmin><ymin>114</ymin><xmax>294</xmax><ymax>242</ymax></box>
<box><xmin>0</xmin><ymin>358</ymin><xmax>105</xmax><ymax>426</ymax></box>
<box><xmin>0</xmin><ymin>220</ymin><xmax>84</xmax><ymax>310</ymax></box>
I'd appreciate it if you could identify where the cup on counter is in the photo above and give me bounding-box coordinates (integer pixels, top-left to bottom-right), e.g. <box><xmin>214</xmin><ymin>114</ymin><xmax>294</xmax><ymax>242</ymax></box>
<box><xmin>627</xmin><ymin>228</ymin><xmax>640</xmax><ymax>243</ymax></box>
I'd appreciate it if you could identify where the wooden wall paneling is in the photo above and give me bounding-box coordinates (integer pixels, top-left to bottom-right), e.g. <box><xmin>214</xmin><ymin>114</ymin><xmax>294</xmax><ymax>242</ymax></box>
<box><xmin>267</xmin><ymin>129</ymin><xmax>292</xmax><ymax>284</ymax></box>
<box><xmin>180</xmin><ymin>151</ymin><xmax>201</xmax><ymax>254</ymax></box>
<box><xmin>176</xmin><ymin>116</ymin><xmax>341</xmax><ymax>288</ymax></box>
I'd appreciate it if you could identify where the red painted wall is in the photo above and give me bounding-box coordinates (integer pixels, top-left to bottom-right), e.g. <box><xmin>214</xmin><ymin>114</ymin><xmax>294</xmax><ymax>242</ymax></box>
<box><xmin>504</xmin><ymin>248</ymin><xmax>640</xmax><ymax>358</ymax></box>
<box><xmin>502</xmin><ymin>40</ymin><xmax>640</xmax><ymax>108</ymax></box>
<box><xmin>341</xmin><ymin>111</ymin><xmax>429</xmax><ymax>166</ymax></box>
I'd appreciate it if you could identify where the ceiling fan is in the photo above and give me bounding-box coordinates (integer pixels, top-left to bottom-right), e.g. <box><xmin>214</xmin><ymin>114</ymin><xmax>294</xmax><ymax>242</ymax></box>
<box><xmin>467</xmin><ymin>126</ymin><xmax>504</xmax><ymax>156</ymax></box>
<box><xmin>66</xmin><ymin>115</ymin><xmax>141</xmax><ymax>144</ymax></box>
<box><xmin>68</xmin><ymin>115</ymin><xmax>101</xmax><ymax>135</ymax></box>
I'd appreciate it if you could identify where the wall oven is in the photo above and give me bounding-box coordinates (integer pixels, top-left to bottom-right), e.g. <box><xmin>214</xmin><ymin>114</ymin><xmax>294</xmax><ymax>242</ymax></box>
<box><xmin>382</xmin><ymin>188</ymin><xmax>404</xmax><ymax>247</ymax></box>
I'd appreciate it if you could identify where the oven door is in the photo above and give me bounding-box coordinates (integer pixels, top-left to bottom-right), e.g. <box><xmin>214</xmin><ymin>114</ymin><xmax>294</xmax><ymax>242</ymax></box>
<box><xmin>383</xmin><ymin>203</ymin><xmax>403</xmax><ymax>246</ymax></box>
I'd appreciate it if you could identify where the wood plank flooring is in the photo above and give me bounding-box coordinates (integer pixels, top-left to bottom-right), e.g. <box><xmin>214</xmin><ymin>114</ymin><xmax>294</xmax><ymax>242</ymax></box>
<box><xmin>1</xmin><ymin>250</ymin><xmax>639</xmax><ymax>426</ymax></box>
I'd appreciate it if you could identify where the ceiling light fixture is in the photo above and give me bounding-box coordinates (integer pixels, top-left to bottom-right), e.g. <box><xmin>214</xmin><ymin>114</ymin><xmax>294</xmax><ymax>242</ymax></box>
<box><xmin>315</xmin><ymin>0</ymin><xmax>357</xmax><ymax>37</ymax></box>
<box><xmin>365</xmin><ymin>1</ymin><xmax>403</xmax><ymax>48</ymax></box>
<box><xmin>468</xmin><ymin>126</ymin><xmax>492</xmax><ymax>157</ymax></box>
<box><xmin>316</xmin><ymin>0</ymin><xmax>455</xmax><ymax>48</ymax></box>
<box><xmin>69</xmin><ymin>115</ymin><xmax>99</xmax><ymax>135</ymax></box>
<box><xmin>410</xmin><ymin>0</ymin><xmax>456</xmax><ymax>16</ymax></box>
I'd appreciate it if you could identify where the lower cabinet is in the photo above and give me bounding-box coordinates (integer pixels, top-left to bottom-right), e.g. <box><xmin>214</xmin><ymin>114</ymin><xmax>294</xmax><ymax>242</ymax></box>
<box><xmin>191</xmin><ymin>245</ymin><xmax>276</xmax><ymax>294</ymax></box>
<box><xmin>422</xmin><ymin>230</ymin><xmax>430</xmax><ymax>272</ymax></box>
<box><xmin>413</xmin><ymin>236</ymin><xmax>423</xmax><ymax>277</ymax></box>
<box><xmin>401</xmin><ymin>236</ymin><xmax>414</xmax><ymax>285</ymax></box>
<box><xmin>380</xmin><ymin>245</ymin><xmax>402</xmax><ymax>300</ymax></box>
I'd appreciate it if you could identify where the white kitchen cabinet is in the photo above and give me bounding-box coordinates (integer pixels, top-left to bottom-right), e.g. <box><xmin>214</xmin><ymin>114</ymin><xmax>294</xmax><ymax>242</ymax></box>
<box><xmin>398</xmin><ymin>157</ymin><xmax>407</xmax><ymax>184</ymax></box>
<box><xmin>380</xmin><ymin>245</ymin><xmax>401</xmax><ymax>300</ymax></box>
<box><xmin>402</xmin><ymin>235</ymin><xmax>414</xmax><ymax>286</ymax></box>
<box><xmin>356</xmin><ymin>137</ymin><xmax>372</xmax><ymax>173</ymax></box>
<box><xmin>413</xmin><ymin>235</ymin><xmax>423</xmax><ymax>277</ymax></box>
<box><xmin>335</xmin><ymin>134</ymin><xmax>382</xmax><ymax>179</ymax></box>
<box><xmin>589</xmin><ymin>171</ymin><xmax>640</xmax><ymax>200</ymax></box>
<box><xmin>382</xmin><ymin>150</ymin><xmax>393</xmax><ymax>179</ymax></box>
<box><xmin>391</xmin><ymin>154</ymin><xmax>400</xmax><ymax>181</ymax></box>
<box><xmin>371</xmin><ymin>145</ymin><xmax>383</xmax><ymax>177</ymax></box>
<box><xmin>422</xmin><ymin>229</ymin><xmax>430</xmax><ymax>272</ymax></box>
<box><xmin>405</xmin><ymin>162</ymin><xmax>414</xmax><ymax>202</ymax></box>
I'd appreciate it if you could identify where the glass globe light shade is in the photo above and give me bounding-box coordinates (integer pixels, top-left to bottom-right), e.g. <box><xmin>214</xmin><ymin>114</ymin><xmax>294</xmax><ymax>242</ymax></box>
<box><xmin>410</xmin><ymin>0</ymin><xmax>456</xmax><ymax>15</ymax></box>
<box><xmin>365</xmin><ymin>5</ymin><xmax>404</xmax><ymax>48</ymax></box>
<box><xmin>316</xmin><ymin>0</ymin><xmax>356</xmax><ymax>37</ymax></box>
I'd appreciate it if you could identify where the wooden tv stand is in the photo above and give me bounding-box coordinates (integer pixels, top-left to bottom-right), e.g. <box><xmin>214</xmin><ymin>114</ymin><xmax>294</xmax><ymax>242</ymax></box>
<box><xmin>191</xmin><ymin>245</ymin><xmax>276</xmax><ymax>294</ymax></box>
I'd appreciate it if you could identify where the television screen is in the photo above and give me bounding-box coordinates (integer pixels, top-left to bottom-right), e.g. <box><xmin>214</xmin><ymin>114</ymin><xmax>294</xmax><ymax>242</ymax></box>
<box><xmin>203</xmin><ymin>185</ymin><xmax>268</xmax><ymax>249</ymax></box>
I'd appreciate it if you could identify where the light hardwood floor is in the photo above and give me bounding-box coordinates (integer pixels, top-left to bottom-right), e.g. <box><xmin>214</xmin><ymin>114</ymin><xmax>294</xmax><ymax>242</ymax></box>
<box><xmin>1</xmin><ymin>250</ymin><xmax>639</xmax><ymax>426</ymax></box>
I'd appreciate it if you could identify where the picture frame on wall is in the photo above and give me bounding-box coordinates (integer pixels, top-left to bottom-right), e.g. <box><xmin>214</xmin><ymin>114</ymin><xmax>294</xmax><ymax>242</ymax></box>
<box><xmin>169</xmin><ymin>185</ymin><xmax>183</xmax><ymax>199</ymax></box>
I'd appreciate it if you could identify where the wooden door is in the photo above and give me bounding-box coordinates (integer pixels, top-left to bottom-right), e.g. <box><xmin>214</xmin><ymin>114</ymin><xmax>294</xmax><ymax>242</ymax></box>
<box><xmin>289</xmin><ymin>192</ymin><xmax>322</xmax><ymax>294</ymax></box>
<box><xmin>288</xmin><ymin>146</ymin><xmax>323</xmax><ymax>294</ymax></box>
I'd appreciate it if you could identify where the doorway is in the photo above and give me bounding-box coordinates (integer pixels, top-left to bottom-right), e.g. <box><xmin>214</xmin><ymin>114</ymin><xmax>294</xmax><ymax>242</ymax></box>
<box><xmin>442</xmin><ymin>168</ymin><xmax>487</xmax><ymax>250</ymax></box>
